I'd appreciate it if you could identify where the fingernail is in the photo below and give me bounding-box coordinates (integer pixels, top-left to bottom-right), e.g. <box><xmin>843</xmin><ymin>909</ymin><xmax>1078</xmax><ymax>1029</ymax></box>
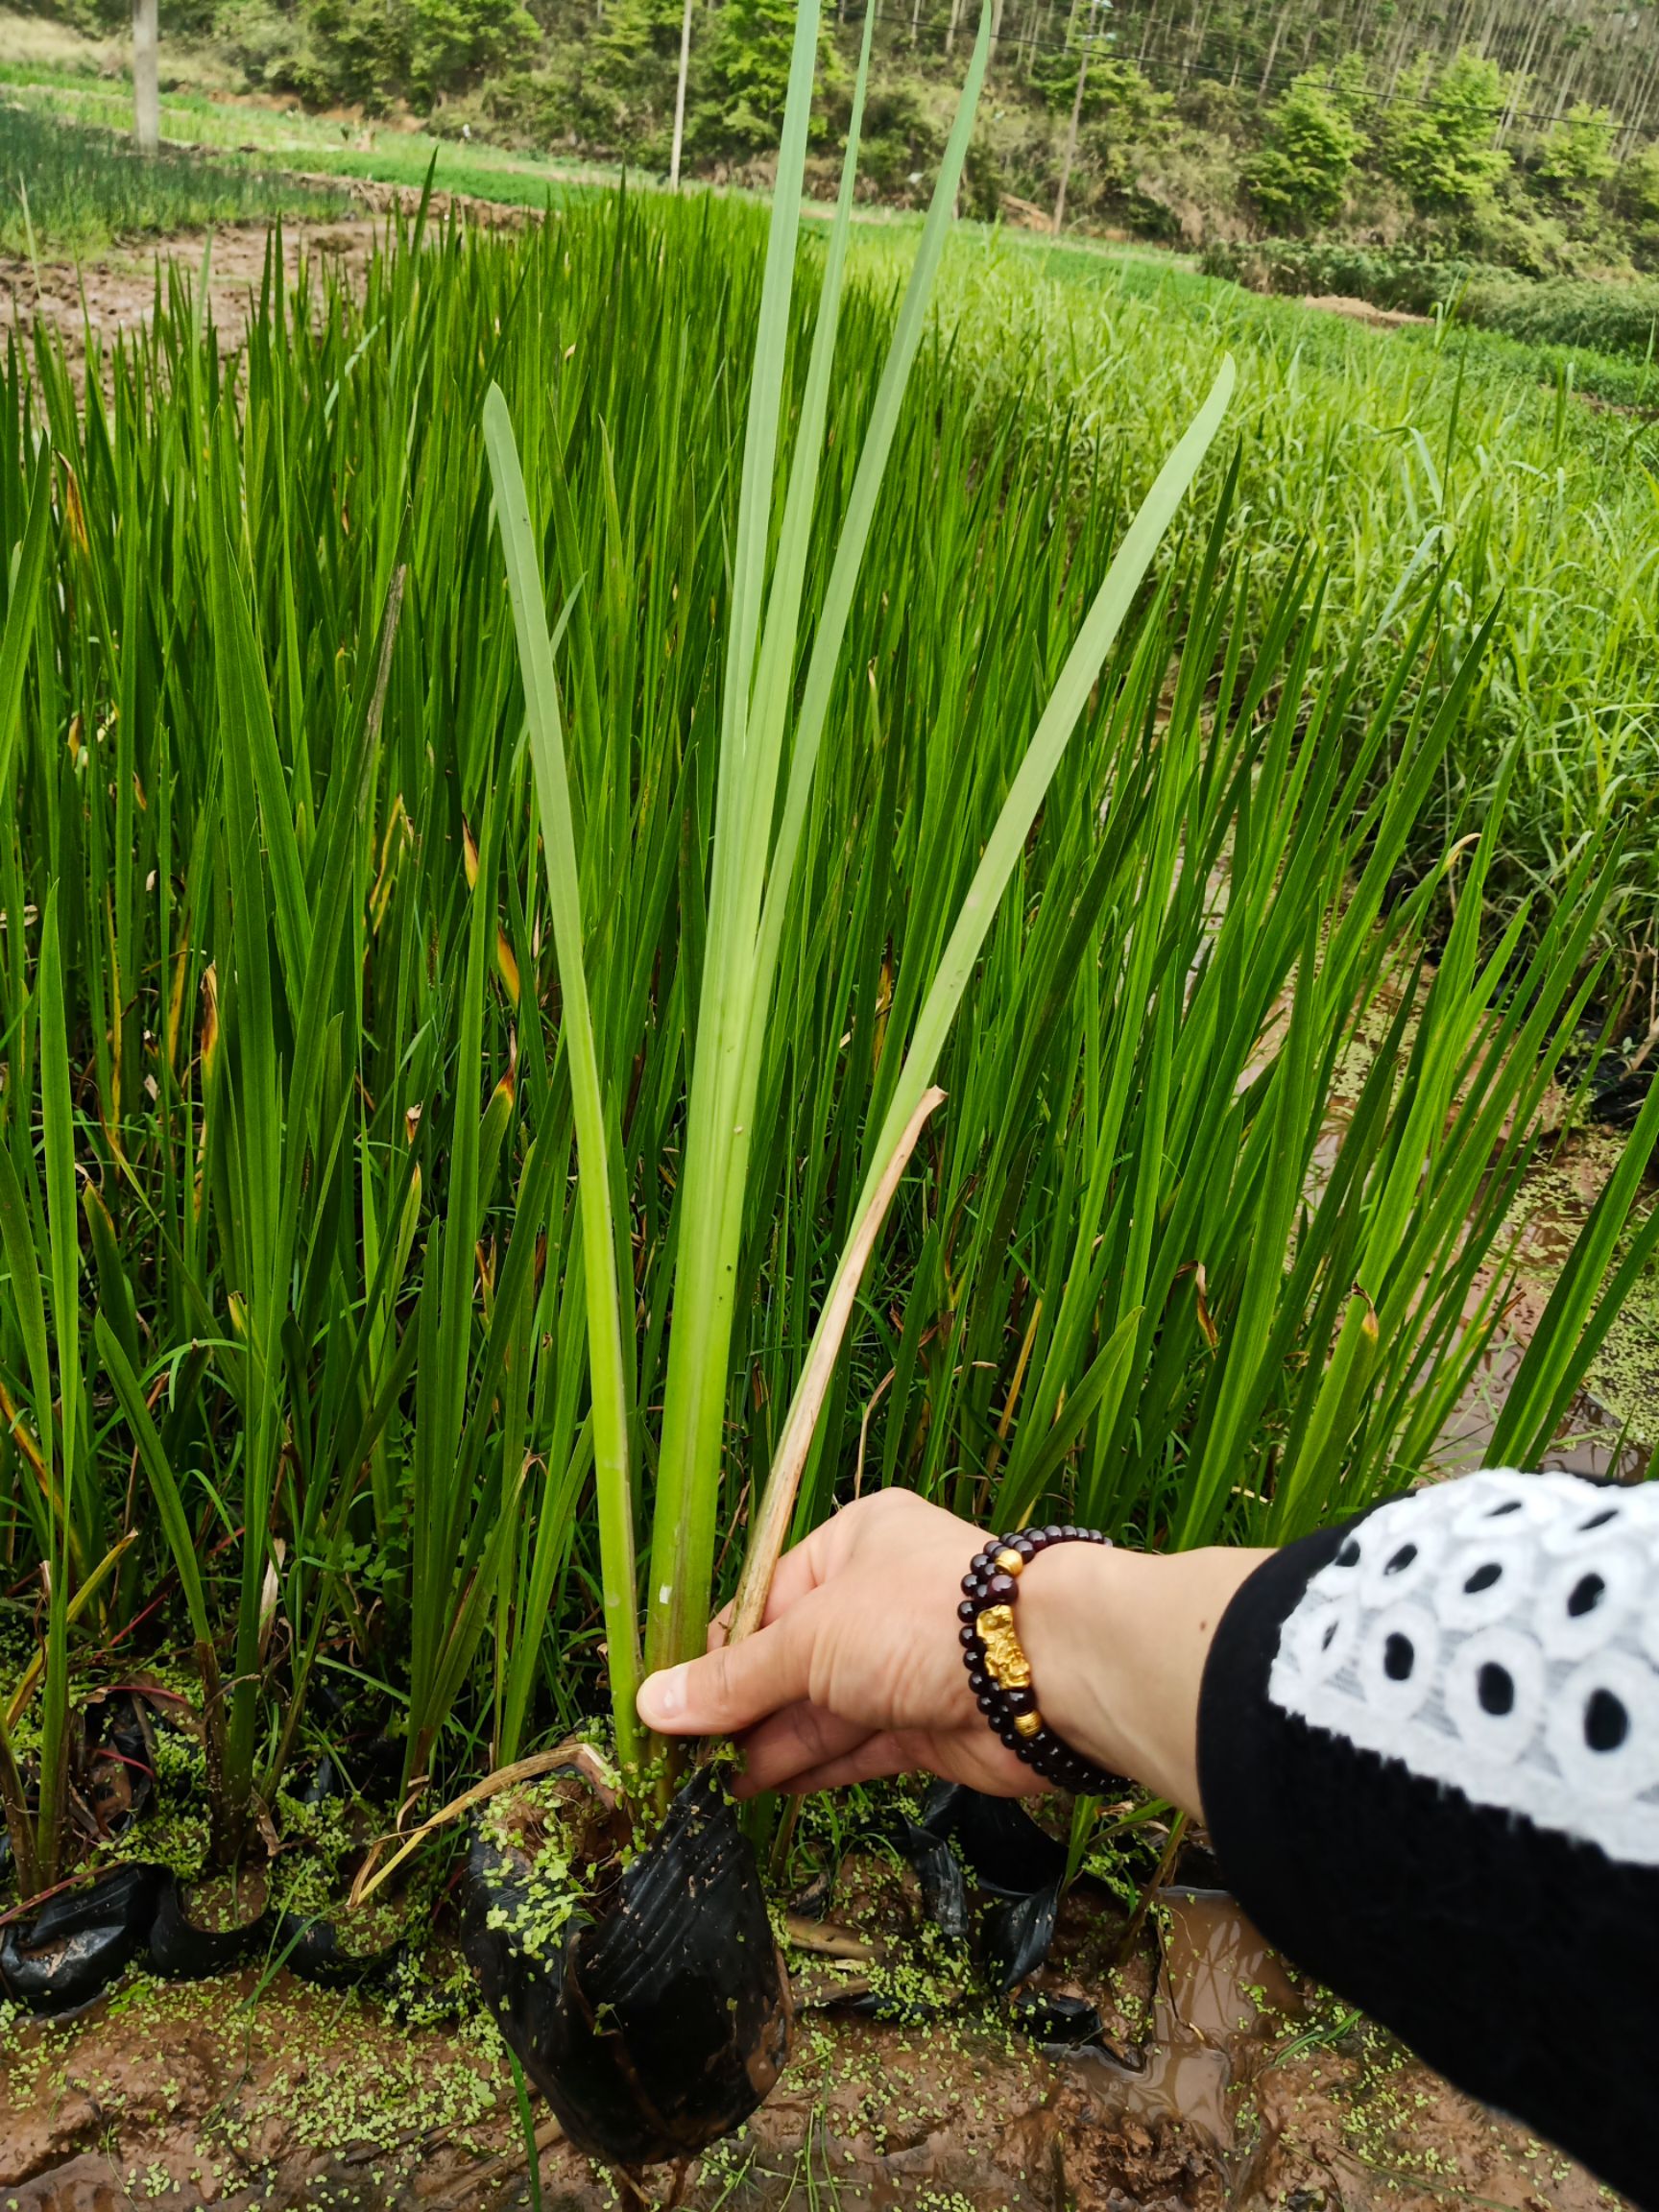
<box><xmin>637</xmin><ymin>1664</ymin><xmax>687</xmax><ymax>1724</ymax></box>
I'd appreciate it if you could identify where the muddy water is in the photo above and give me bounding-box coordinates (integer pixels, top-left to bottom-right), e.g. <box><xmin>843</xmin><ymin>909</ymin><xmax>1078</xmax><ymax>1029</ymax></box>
<box><xmin>1073</xmin><ymin>1887</ymin><xmax>1302</xmax><ymax>2149</ymax></box>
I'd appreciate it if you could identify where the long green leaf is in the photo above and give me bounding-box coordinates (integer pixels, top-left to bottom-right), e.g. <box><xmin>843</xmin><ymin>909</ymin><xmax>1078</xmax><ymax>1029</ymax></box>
<box><xmin>483</xmin><ymin>383</ymin><xmax>639</xmax><ymax>1773</ymax></box>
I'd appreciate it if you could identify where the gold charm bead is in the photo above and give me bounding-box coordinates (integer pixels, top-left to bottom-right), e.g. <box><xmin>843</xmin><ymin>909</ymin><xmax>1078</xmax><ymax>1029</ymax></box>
<box><xmin>976</xmin><ymin>1604</ymin><xmax>1034</xmax><ymax>1690</ymax></box>
<box><xmin>1014</xmin><ymin>1710</ymin><xmax>1043</xmax><ymax>1740</ymax></box>
<box><xmin>994</xmin><ymin>1548</ymin><xmax>1023</xmax><ymax>1575</ymax></box>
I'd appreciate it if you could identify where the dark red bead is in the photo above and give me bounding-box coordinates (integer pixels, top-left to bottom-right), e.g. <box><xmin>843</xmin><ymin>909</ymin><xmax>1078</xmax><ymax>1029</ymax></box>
<box><xmin>984</xmin><ymin>1571</ymin><xmax>1017</xmax><ymax>1602</ymax></box>
<box><xmin>1044</xmin><ymin>1524</ymin><xmax>1064</xmax><ymax>1543</ymax></box>
<box><xmin>957</xmin><ymin>1599</ymin><xmax>978</xmax><ymax>1623</ymax></box>
<box><xmin>970</xmin><ymin>1552</ymin><xmax>992</xmax><ymax>1575</ymax></box>
<box><xmin>1012</xmin><ymin>1534</ymin><xmax>1036</xmax><ymax>1558</ymax></box>
<box><xmin>958</xmin><ymin>1624</ymin><xmax>978</xmax><ymax>1648</ymax></box>
<box><xmin>967</xmin><ymin>1669</ymin><xmax>987</xmax><ymax>1693</ymax></box>
<box><xmin>1004</xmin><ymin>1685</ymin><xmax>1035</xmax><ymax>1715</ymax></box>
<box><xmin>1015</xmin><ymin>1741</ymin><xmax>1035</xmax><ymax>1763</ymax></box>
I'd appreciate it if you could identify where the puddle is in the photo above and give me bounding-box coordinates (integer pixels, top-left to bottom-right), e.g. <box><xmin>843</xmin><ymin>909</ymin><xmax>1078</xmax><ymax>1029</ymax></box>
<box><xmin>1068</xmin><ymin>1886</ymin><xmax>1300</xmax><ymax>2152</ymax></box>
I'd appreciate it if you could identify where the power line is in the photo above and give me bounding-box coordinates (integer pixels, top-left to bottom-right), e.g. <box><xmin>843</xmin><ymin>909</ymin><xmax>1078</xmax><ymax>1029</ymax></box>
<box><xmin>834</xmin><ymin>2</ymin><xmax>1659</xmax><ymax>143</ymax></box>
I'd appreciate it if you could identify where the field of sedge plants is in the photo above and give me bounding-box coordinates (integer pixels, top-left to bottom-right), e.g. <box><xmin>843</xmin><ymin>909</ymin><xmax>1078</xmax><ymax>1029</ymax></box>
<box><xmin>2</xmin><ymin>3</ymin><xmax>1658</xmax><ymax>2199</ymax></box>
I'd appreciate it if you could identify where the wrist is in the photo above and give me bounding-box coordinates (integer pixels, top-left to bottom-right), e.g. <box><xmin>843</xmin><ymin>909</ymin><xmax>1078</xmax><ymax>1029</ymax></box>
<box><xmin>1017</xmin><ymin>1540</ymin><xmax>1269</xmax><ymax>1819</ymax></box>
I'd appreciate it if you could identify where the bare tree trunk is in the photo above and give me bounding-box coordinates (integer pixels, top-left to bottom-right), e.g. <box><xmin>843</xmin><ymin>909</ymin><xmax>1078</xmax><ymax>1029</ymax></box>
<box><xmin>1499</xmin><ymin>1</ymin><xmax>1548</xmax><ymax>141</ymax></box>
<box><xmin>1257</xmin><ymin>4</ymin><xmax>1287</xmax><ymax>95</ymax></box>
<box><xmin>1053</xmin><ymin>22</ymin><xmax>1091</xmax><ymax>232</ymax></box>
<box><xmin>132</xmin><ymin>0</ymin><xmax>159</xmax><ymax>157</ymax></box>
<box><xmin>946</xmin><ymin>0</ymin><xmax>964</xmax><ymax>57</ymax></box>
<box><xmin>669</xmin><ymin>0</ymin><xmax>695</xmax><ymax>188</ymax></box>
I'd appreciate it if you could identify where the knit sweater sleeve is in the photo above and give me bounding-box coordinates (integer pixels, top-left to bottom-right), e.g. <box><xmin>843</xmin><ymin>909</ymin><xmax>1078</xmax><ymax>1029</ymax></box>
<box><xmin>1196</xmin><ymin>1467</ymin><xmax>1659</xmax><ymax>2210</ymax></box>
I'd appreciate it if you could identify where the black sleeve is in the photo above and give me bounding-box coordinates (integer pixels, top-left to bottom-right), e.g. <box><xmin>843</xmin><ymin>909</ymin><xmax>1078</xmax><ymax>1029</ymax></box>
<box><xmin>1196</xmin><ymin>1468</ymin><xmax>1659</xmax><ymax>2211</ymax></box>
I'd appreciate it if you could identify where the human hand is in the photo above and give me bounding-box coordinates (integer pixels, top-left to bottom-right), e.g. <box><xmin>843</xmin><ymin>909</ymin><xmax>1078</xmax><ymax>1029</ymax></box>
<box><xmin>635</xmin><ymin>1489</ymin><xmax>1267</xmax><ymax>1814</ymax></box>
<box><xmin>635</xmin><ymin>1490</ymin><xmax>1035</xmax><ymax>1798</ymax></box>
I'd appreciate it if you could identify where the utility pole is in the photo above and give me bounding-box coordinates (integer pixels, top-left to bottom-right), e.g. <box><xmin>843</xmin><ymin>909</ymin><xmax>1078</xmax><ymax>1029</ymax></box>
<box><xmin>1053</xmin><ymin>0</ymin><xmax>1108</xmax><ymax>233</ymax></box>
<box><xmin>133</xmin><ymin>0</ymin><xmax>159</xmax><ymax>156</ymax></box>
<box><xmin>669</xmin><ymin>0</ymin><xmax>695</xmax><ymax>188</ymax></box>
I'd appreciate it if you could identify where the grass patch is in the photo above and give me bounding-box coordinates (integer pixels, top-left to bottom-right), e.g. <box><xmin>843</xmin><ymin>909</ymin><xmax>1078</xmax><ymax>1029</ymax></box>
<box><xmin>0</xmin><ymin>100</ymin><xmax>347</xmax><ymax>255</ymax></box>
<box><xmin>0</xmin><ymin>61</ymin><xmax>622</xmax><ymax>218</ymax></box>
<box><xmin>909</xmin><ymin>227</ymin><xmax>1659</xmax><ymax>980</ymax></box>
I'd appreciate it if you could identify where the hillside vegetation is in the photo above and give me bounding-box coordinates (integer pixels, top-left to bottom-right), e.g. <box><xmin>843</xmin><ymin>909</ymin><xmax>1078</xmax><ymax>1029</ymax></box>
<box><xmin>16</xmin><ymin>0</ymin><xmax>1659</xmax><ymax>276</ymax></box>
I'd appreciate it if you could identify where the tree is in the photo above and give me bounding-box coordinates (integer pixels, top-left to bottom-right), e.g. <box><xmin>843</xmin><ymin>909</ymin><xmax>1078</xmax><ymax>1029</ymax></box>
<box><xmin>1245</xmin><ymin>70</ymin><xmax>1366</xmax><ymax>228</ymax></box>
<box><xmin>670</xmin><ymin>0</ymin><xmax>695</xmax><ymax>187</ymax></box>
<box><xmin>409</xmin><ymin>0</ymin><xmax>539</xmax><ymax>99</ymax></box>
<box><xmin>303</xmin><ymin>0</ymin><xmax>415</xmax><ymax>111</ymax></box>
<box><xmin>703</xmin><ymin>0</ymin><xmax>832</xmax><ymax>153</ymax></box>
<box><xmin>573</xmin><ymin>0</ymin><xmax>688</xmax><ymax>162</ymax></box>
<box><xmin>1535</xmin><ymin>102</ymin><xmax>1618</xmax><ymax>215</ymax></box>
<box><xmin>1383</xmin><ymin>50</ymin><xmax>1513</xmax><ymax>216</ymax></box>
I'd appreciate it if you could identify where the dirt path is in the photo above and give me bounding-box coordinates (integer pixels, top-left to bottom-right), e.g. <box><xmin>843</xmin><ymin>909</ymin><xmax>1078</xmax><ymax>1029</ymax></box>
<box><xmin>1300</xmin><ymin>292</ymin><xmax>1431</xmax><ymax>329</ymax></box>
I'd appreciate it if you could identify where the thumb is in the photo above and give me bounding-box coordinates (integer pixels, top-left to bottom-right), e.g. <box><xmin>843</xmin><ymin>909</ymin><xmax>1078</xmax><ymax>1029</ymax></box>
<box><xmin>637</xmin><ymin>1604</ymin><xmax>814</xmax><ymax>1737</ymax></box>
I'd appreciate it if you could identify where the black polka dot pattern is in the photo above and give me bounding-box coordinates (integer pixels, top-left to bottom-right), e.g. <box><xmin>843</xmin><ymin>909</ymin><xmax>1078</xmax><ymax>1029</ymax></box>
<box><xmin>1587</xmin><ymin>1689</ymin><xmax>1630</xmax><ymax>1755</ymax></box>
<box><xmin>1384</xmin><ymin>1633</ymin><xmax>1414</xmax><ymax>1682</ymax></box>
<box><xmin>1269</xmin><ymin>1469</ymin><xmax>1659</xmax><ymax>1865</ymax></box>
<box><xmin>1479</xmin><ymin>1662</ymin><xmax>1514</xmax><ymax>1717</ymax></box>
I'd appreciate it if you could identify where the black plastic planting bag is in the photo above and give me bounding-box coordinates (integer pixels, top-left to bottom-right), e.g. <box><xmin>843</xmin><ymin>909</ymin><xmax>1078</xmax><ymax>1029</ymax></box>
<box><xmin>0</xmin><ymin>1862</ymin><xmax>164</xmax><ymax>2013</ymax></box>
<box><xmin>908</xmin><ymin>1781</ymin><xmax>1070</xmax><ymax>1990</ymax></box>
<box><xmin>464</xmin><ymin>1765</ymin><xmax>792</xmax><ymax>2166</ymax></box>
<box><xmin>271</xmin><ymin>1907</ymin><xmax>405</xmax><ymax>1989</ymax></box>
<box><xmin>148</xmin><ymin>1872</ymin><xmax>274</xmax><ymax>1981</ymax></box>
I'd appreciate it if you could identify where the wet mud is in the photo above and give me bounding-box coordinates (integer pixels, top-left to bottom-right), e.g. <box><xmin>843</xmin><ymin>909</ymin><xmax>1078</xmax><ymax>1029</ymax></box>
<box><xmin>1</xmin><ymin>1879</ymin><xmax>1624</xmax><ymax>2212</ymax></box>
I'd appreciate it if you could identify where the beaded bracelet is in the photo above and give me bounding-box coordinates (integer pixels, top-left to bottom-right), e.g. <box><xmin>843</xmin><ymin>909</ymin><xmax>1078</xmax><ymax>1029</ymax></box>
<box><xmin>957</xmin><ymin>1525</ymin><xmax>1122</xmax><ymax>1796</ymax></box>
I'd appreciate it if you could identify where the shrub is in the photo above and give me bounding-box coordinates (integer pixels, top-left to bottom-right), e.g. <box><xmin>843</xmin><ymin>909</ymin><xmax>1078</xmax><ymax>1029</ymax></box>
<box><xmin>1198</xmin><ymin>236</ymin><xmax>1477</xmax><ymax>314</ymax></box>
<box><xmin>1455</xmin><ymin>274</ymin><xmax>1659</xmax><ymax>359</ymax></box>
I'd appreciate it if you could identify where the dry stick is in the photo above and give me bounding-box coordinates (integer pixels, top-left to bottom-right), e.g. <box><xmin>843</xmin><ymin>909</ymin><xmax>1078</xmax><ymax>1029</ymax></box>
<box><xmin>427</xmin><ymin>2116</ymin><xmax>565</xmax><ymax>2210</ymax></box>
<box><xmin>727</xmin><ymin>1086</ymin><xmax>947</xmax><ymax>1647</ymax></box>
<box><xmin>1115</xmin><ymin>1810</ymin><xmax>1188</xmax><ymax>1969</ymax></box>
<box><xmin>349</xmin><ymin>1741</ymin><xmax>613</xmax><ymax>1909</ymax></box>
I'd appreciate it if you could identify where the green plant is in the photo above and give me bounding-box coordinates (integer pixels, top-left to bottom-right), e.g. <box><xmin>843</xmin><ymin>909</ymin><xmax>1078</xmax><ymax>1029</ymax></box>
<box><xmin>1455</xmin><ymin>272</ymin><xmax>1659</xmax><ymax>358</ymax></box>
<box><xmin>1</xmin><ymin>8</ymin><xmax>1656</xmax><ymax>1910</ymax></box>
<box><xmin>484</xmin><ymin>0</ymin><xmax>1234</xmax><ymax>1803</ymax></box>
